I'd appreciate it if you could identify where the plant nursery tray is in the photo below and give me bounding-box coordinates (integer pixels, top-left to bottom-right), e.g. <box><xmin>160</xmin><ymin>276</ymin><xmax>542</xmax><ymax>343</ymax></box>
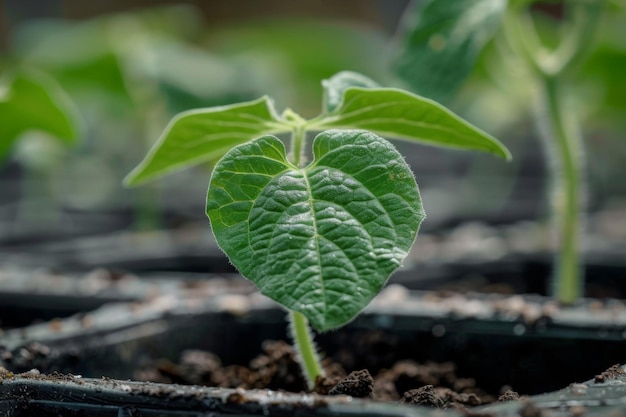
<box><xmin>1</xmin><ymin>361</ymin><xmax>626</xmax><ymax>416</ymax></box>
<box><xmin>2</xmin><ymin>286</ymin><xmax>626</xmax><ymax>397</ymax></box>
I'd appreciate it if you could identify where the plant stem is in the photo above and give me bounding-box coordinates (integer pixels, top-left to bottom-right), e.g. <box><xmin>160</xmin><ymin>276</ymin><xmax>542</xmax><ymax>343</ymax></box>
<box><xmin>537</xmin><ymin>74</ymin><xmax>584</xmax><ymax>304</ymax></box>
<box><xmin>505</xmin><ymin>1</ymin><xmax>604</xmax><ymax>304</ymax></box>
<box><xmin>282</xmin><ymin>108</ymin><xmax>308</xmax><ymax>167</ymax></box>
<box><xmin>291</xmin><ymin>124</ymin><xmax>306</xmax><ymax>168</ymax></box>
<box><xmin>285</xmin><ymin>112</ymin><xmax>323</xmax><ymax>388</ymax></box>
<box><xmin>533</xmin><ymin>1</ymin><xmax>604</xmax><ymax>304</ymax></box>
<box><xmin>288</xmin><ymin>310</ymin><xmax>324</xmax><ymax>389</ymax></box>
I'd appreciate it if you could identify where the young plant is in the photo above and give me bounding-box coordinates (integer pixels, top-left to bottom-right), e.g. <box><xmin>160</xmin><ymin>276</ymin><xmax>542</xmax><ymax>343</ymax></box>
<box><xmin>502</xmin><ymin>1</ymin><xmax>604</xmax><ymax>304</ymax></box>
<box><xmin>125</xmin><ymin>71</ymin><xmax>510</xmax><ymax>387</ymax></box>
<box><xmin>393</xmin><ymin>0</ymin><xmax>608</xmax><ymax>304</ymax></box>
<box><xmin>0</xmin><ymin>69</ymin><xmax>78</xmax><ymax>226</ymax></box>
<box><xmin>0</xmin><ymin>70</ymin><xmax>77</xmax><ymax>160</ymax></box>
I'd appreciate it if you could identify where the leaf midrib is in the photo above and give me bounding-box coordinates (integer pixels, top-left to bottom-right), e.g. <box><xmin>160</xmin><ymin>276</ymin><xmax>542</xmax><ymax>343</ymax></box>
<box><xmin>301</xmin><ymin>170</ymin><xmax>327</xmax><ymax>324</ymax></box>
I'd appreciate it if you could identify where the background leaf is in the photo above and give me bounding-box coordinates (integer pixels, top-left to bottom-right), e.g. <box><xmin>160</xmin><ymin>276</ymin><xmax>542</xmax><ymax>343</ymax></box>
<box><xmin>0</xmin><ymin>71</ymin><xmax>78</xmax><ymax>159</ymax></box>
<box><xmin>314</xmin><ymin>87</ymin><xmax>511</xmax><ymax>160</ymax></box>
<box><xmin>322</xmin><ymin>71</ymin><xmax>379</xmax><ymax>113</ymax></box>
<box><xmin>124</xmin><ymin>96</ymin><xmax>289</xmax><ymax>186</ymax></box>
<box><xmin>206</xmin><ymin>130</ymin><xmax>424</xmax><ymax>331</ymax></box>
<box><xmin>393</xmin><ymin>0</ymin><xmax>506</xmax><ymax>104</ymax></box>
<box><xmin>205</xmin><ymin>19</ymin><xmax>388</xmax><ymax>115</ymax></box>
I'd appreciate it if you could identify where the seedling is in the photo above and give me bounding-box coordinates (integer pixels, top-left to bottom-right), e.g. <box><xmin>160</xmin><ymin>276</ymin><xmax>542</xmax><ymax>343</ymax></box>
<box><xmin>500</xmin><ymin>0</ymin><xmax>605</xmax><ymax>304</ymax></box>
<box><xmin>0</xmin><ymin>70</ymin><xmax>77</xmax><ymax>160</ymax></box>
<box><xmin>0</xmin><ymin>69</ymin><xmax>78</xmax><ymax>226</ymax></box>
<box><xmin>393</xmin><ymin>0</ymin><xmax>608</xmax><ymax>304</ymax></box>
<box><xmin>125</xmin><ymin>71</ymin><xmax>510</xmax><ymax>387</ymax></box>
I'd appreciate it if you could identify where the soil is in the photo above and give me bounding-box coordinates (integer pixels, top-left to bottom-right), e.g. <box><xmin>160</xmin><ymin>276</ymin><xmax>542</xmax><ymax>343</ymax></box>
<box><xmin>4</xmin><ymin>362</ymin><xmax>626</xmax><ymax>416</ymax></box>
<box><xmin>593</xmin><ymin>363</ymin><xmax>626</xmax><ymax>383</ymax></box>
<box><xmin>134</xmin><ymin>339</ymin><xmax>506</xmax><ymax>409</ymax></box>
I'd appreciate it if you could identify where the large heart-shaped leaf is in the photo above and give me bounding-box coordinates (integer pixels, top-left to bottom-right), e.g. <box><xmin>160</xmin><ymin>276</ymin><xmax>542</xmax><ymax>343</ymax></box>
<box><xmin>206</xmin><ymin>130</ymin><xmax>424</xmax><ymax>331</ymax></box>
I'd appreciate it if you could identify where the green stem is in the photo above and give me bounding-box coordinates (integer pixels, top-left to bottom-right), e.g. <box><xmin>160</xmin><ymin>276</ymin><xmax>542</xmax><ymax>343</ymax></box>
<box><xmin>288</xmin><ymin>310</ymin><xmax>324</xmax><ymax>389</ymax></box>
<box><xmin>506</xmin><ymin>1</ymin><xmax>604</xmax><ymax>304</ymax></box>
<box><xmin>282</xmin><ymin>108</ymin><xmax>308</xmax><ymax>167</ymax></box>
<box><xmin>538</xmin><ymin>75</ymin><xmax>584</xmax><ymax>304</ymax></box>
<box><xmin>114</xmin><ymin>21</ymin><xmax>166</xmax><ymax>231</ymax></box>
<box><xmin>283</xmin><ymin>110</ymin><xmax>322</xmax><ymax>387</ymax></box>
<box><xmin>291</xmin><ymin>124</ymin><xmax>306</xmax><ymax>167</ymax></box>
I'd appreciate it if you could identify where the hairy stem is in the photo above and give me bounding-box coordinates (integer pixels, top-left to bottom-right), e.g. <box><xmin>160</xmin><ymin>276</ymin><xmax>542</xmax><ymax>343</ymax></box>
<box><xmin>536</xmin><ymin>75</ymin><xmax>585</xmax><ymax>304</ymax></box>
<box><xmin>285</xmin><ymin>112</ymin><xmax>322</xmax><ymax>388</ymax></box>
<box><xmin>291</xmin><ymin>124</ymin><xmax>306</xmax><ymax>167</ymax></box>
<box><xmin>507</xmin><ymin>1</ymin><xmax>603</xmax><ymax>304</ymax></box>
<box><xmin>288</xmin><ymin>310</ymin><xmax>324</xmax><ymax>389</ymax></box>
<box><xmin>533</xmin><ymin>1</ymin><xmax>603</xmax><ymax>303</ymax></box>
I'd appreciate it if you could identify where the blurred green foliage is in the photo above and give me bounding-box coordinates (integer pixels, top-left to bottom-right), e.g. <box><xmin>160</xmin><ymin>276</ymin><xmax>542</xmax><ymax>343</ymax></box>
<box><xmin>0</xmin><ymin>5</ymin><xmax>392</xmax><ymax>222</ymax></box>
<box><xmin>394</xmin><ymin>0</ymin><xmax>626</xmax><ymax>131</ymax></box>
<box><xmin>1</xmin><ymin>2</ymin><xmax>625</xmax><ymax>229</ymax></box>
<box><xmin>0</xmin><ymin>70</ymin><xmax>78</xmax><ymax>160</ymax></box>
<box><xmin>393</xmin><ymin>0</ymin><xmax>507</xmax><ymax>105</ymax></box>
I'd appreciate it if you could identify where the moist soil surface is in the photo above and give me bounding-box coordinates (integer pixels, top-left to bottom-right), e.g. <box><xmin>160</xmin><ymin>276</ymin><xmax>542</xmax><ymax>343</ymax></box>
<box><xmin>134</xmin><ymin>339</ymin><xmax>508</xmax><ymax>409</ymax></box>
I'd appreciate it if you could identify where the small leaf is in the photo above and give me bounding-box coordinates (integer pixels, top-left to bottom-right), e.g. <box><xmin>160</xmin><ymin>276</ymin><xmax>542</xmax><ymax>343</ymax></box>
<box><xmin>206</xmin><ymin>130</ymin><xmax>425</xmax><ymax>332</ymax></box>
<box><xmin>314</xmin><ymin>87</ymin><xmax>511</xmax><ymax>160</ymax></box>
<box><xmin>124</xmin><ymin>96</ymin><xmax>289</xmax><ymax>186</ymax></box>
<box><xmin>0</xmin><ymin>71</ymin><xmax>78</xmax><ymax>159</ymax></box>
<box><xmin>394</xmin><ymin>0</ymin><xmax>506</xmax><ymax>104</ymax></box>
<box><xmin>322</xmin><ymin>71</ymin><xmax>379</xmax><ymax>113</ymax></box>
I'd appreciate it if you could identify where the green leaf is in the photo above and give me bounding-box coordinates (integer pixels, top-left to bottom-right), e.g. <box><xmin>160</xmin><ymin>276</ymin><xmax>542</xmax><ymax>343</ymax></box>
<box><xmin>322</xmin><ymin>71</ymin><xmax>380</xmax><ymax>113</ymax></box>
<box><xmin>206</xmin><ymin>130</ymin><xmax>424</xmax><ymax>331</ymax></box>
<box><xmin>0</xmin><ymin>71</ymin><xmax>78</xmax><ymax>159</ymax></box>
<box><xmin>124</xmin><ymin>96</ymin><xmax>289</xmax><ymax>186</ymax></box>
<box><xmin>313</xmin><ymin>87</ymin><xmax>511</xmax><ymax>160</ymax></box>
<box><xmin>394</xmin><ymin>0</ymin><xmax>506</xmax><ymax>104</ymax></box>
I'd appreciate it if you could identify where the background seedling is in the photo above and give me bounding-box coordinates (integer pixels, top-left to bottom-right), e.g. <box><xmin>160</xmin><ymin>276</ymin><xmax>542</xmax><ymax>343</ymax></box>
<box><xmin>10</xmin><ymin>7</ymin><xmax>268</xmax><ymax>230</ymax></box>
<box><xmin>0</xmin><ymin>70</ymin><xmax>77</xmax><ymax>159</ymax></box>
<box><xmin>0</xmin><ymin>69</ymin><xmax>78</xmax><ymax>228</ymax></box>
<box><xmin>126</xmin><ymin>71</ymin><xmax>510</xmax><ymax>387</ymax></box>
<box><xmin>393</xmin><ymin>0</ymin><xmax>611</xmax><ymax>304</ymax></box>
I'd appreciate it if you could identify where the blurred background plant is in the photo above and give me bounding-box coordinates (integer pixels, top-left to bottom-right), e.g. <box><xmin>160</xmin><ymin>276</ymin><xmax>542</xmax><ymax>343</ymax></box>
<box><xmin>392</xmin><ymin>0</ymin><xmax>626</xmax><ymax>302</ymax></box>
<box><xmin>1</xmin><ymin>1</ymin><xmax>625</xmax><ymax>283</ymax></box>
<box><xmin>0</xmin><ymin>2</ymin><xmax>395</xmax><ymax>243</ymax></box>
<box><xmin>0</xmin><ymin>69</ymin><xmax>78</xmax><ymax>231</ymax></box>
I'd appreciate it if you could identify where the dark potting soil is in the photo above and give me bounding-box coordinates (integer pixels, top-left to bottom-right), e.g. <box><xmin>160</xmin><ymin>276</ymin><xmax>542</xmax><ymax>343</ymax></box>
<box><xmin>4</xmin><ymin>363</ymin><xmax>626</xmax><ymax>416</ymax></box>
<box><xmin>134</xmin><ymin>340</ymin><xmax>505</xmax><ymax>409</ymax></box>
<box><xmin>593</xmin><ymin>363</ymin><xmax>626</xmax><ymax>383</ymax></box>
